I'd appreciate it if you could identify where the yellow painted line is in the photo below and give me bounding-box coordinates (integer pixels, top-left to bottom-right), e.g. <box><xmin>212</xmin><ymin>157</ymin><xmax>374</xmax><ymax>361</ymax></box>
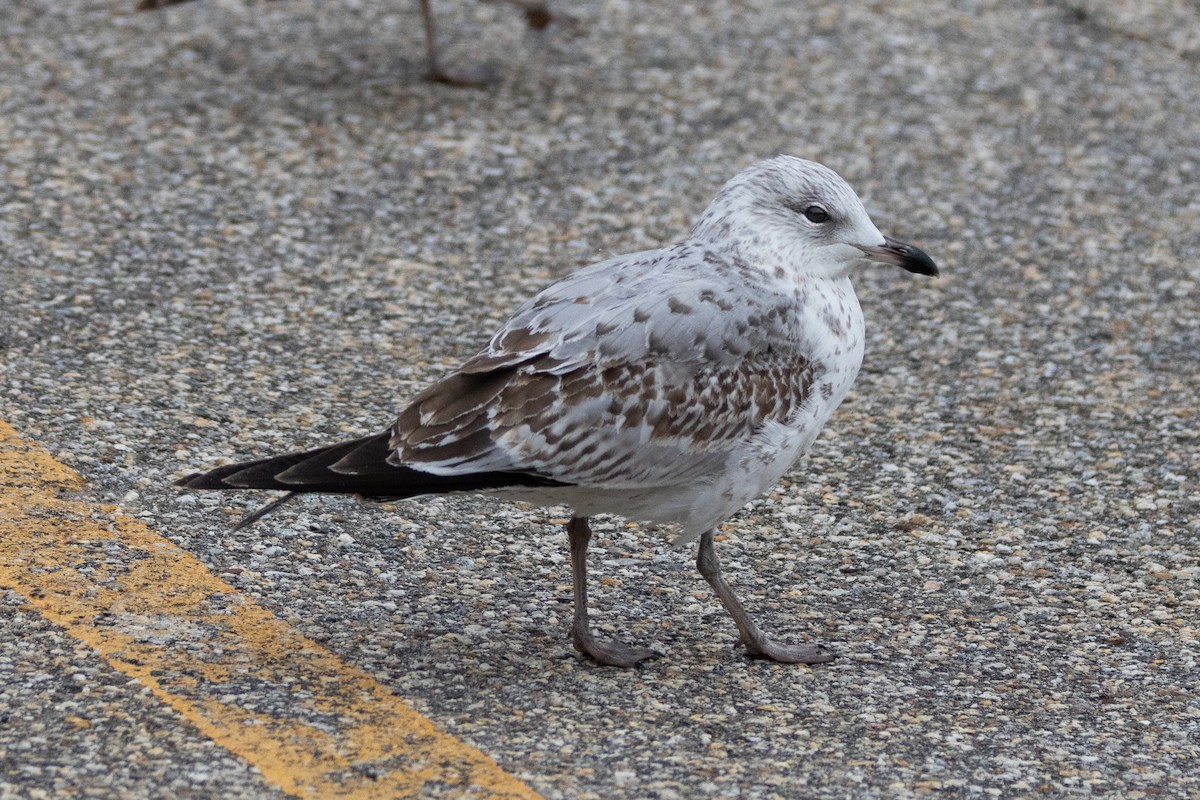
<box><xmin>0</xmin><ymin>419</ymin><xmax>541</xmax><ymax>800</ymax></box>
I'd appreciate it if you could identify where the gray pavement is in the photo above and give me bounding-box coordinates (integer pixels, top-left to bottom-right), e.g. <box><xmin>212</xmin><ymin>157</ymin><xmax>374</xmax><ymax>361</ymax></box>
<box><xmin>2</xmin><ymin>0</ymin><xmax>1198</xmax><ymax>797</ymax></box>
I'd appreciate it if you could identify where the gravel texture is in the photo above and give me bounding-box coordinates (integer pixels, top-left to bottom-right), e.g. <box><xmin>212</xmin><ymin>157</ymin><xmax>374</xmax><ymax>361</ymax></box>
<box><xmin>0</xmin><ymin>592</ymin><xmax>282</xmax><ymax>799</ymax></box>
<box><xmin>1</xmin><ymin>0</ymin><xmax>1198</xmax><ymax>797</ymax></box>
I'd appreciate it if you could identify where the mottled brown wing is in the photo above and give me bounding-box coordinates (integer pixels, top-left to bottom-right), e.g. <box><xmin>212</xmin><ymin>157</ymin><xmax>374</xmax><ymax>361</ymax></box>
<box><xmin>385</xmin><ymin>242</ymin><xmax>819</xmax><ymax>486</ymax></box>
<box><xmin>388</xmin><ymin>353</ymin><xmax>816</xmax><ymax>488</ymax></box>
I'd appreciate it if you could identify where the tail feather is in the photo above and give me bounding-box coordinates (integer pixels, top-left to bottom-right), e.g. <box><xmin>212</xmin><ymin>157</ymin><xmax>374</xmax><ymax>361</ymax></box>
<box><xmin>242</xmin><ymin>437</ymin><xmax>373</xmax><ymax>487</ymax></box>
<box><xmin>175</xmin><ymin>439</ymin><xmax>360</xmax><ymax>491</ymax></box>
<box><xmin>175</xmin><ymin>430</ymin><xmax>569</xmax><ymax>501</ymax></box>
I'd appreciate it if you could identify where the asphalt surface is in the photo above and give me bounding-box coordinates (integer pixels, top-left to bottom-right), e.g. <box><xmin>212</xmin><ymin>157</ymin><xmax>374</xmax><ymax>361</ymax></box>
<box><xmin>2</xmin><ymin>0</ymin><xmax>1198</xmax><ymax>797</ymax></box>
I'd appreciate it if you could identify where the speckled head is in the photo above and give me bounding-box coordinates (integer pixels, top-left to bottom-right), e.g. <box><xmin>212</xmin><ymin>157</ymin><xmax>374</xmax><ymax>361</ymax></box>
<box><xmin>691</xmin><ymin>155</ymin><xmax>938</xmax><ymax>281</ymax></box>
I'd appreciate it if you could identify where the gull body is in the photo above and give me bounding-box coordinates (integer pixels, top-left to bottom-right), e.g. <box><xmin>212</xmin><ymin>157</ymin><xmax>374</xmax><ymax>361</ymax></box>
<box><xmin>485</xmin><ymin>239</ymin><xmax>866</xmax><ymax>543</ymax></box>
<box><xmin>178</xmin><ymin>156</ymin><xmax>938</xmax><ymax>666</ymax></box>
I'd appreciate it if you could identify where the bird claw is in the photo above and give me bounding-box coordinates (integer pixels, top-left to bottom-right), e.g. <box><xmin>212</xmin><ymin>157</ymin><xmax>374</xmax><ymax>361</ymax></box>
<box><xmin>742</xmin><ymin>636</ymin><xmax>836</xmax><ymax>664</ymax></box>
<box><xmin>574</xmin><ymin>636</ymin><xmax>661</xmax><ymax>668</ymax></box>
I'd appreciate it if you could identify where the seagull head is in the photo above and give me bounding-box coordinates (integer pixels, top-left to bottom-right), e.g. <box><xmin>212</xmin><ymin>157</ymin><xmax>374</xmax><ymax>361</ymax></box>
<box><xmin>691</xmin><ymin>155</ymin><xmax>938</xmax><ymax>281</ymax></box>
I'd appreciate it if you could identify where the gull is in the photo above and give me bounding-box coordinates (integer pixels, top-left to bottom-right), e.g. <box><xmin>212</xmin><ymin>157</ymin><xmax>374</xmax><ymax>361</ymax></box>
<box><xmin>419</xmin><ymin>0</ymin><xmax>579</xmax><ymax>87</ymax></box>
<box><xmin>177</xmin><ymin>156</ymin><xmax>938</xmax><ymax>667</ymax></box>
<box><xmin>136</xmin><ymin>0</ymin><xmax>578</xmax><ymax>87</ymax></box>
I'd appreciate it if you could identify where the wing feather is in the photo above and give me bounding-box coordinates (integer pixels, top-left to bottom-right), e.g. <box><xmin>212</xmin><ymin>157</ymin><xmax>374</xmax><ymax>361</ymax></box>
<box><xmin>386</xmin><ymin>242</ymin><xmax>819</xmax><ymax>486</ymax></box>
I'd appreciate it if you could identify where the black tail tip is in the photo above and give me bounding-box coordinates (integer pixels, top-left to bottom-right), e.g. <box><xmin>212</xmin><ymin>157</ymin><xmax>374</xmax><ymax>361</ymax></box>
<box><xmin>175</xmin><ymin>472</ymin><xmax>225</xmax><ymax>489</ymax></box>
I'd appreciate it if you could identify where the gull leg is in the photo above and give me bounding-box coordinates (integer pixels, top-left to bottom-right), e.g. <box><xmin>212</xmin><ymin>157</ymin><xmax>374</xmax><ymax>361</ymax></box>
<box><xmin>567</xmin><ymin>517</ymin><xmax>660</xmax><ymax>667</ymax></box>
<box><xmin>419</xmin><ymin>0</ymin><xmax>497</xmax><ymax>87</ymax></box>
<box><xmin>696</xmin><ymin>529</ymin><xmax>835</xmax><ymax>664</ymax></box>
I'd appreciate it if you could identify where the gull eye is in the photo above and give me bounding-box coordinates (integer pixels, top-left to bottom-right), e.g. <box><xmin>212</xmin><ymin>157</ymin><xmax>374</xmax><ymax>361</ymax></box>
<box><xmin>802</xmin><ymin>204</ymin><xmax>830</xmax><ymax>224</ymax></box>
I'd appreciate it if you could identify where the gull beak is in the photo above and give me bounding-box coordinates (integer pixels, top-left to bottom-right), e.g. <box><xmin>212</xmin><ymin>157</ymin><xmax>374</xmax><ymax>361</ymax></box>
<box><xmin>856</xmin><ymin>235</ymin><xmax>939</xmax><ymax>276</ymax></box>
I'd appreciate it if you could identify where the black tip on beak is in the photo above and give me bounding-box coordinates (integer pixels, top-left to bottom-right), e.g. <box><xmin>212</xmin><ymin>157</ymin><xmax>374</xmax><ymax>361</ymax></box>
<box><xmin>857</xmin><ymin>235</ymin><xmax>939</xmax><ymax>277</ymax></box>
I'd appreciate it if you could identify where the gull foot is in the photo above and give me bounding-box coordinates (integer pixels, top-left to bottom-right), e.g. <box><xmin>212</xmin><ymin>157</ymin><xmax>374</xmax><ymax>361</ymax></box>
<box><xmin>521</xmin><ymin>4</ymin><xmax>581</xmax><ymax>32</ymax></box>
<box><xmin>743</xmin><ymin>635</ymin><xmax>836</xmax><ymax>665</ymax></box>
<box><xmin>573</xmin><ymin>632</ymin><xmax>661</xmax><ymax>668</ymax></box>
<box><xmin>428</xmin><ymin>63</ymin><xmax>498</xmax><ymax>87</ymax></box>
